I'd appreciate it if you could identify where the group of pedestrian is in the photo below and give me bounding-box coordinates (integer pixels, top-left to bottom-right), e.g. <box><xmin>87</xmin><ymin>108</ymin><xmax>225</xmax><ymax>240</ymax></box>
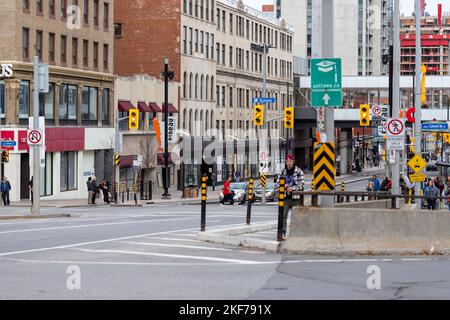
<box><xmin>87</xmin><ymin>176</ymin><xmax>110</xmax><ymax>205</ymax></box>
<box><xmin>424</xmin><ymin>176</ymin><xmax>450</xmax><ymax>211</ymax></box>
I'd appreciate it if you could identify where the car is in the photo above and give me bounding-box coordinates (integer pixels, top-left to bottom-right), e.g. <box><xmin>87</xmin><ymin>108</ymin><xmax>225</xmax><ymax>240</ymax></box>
<box><xmin>254</xmin><ymin>183</ymin><xmax>279</xmax><ymax>202</ymax></box>
<box><xmin>219</xmin><ymin>182</ymin><xmax>249</xmax><ymax>205</ymax></box>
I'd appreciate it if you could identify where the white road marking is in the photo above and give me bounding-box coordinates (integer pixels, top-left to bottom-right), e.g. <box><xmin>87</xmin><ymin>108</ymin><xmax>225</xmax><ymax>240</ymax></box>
<box><xmin>122</xmin><ymin>241</ymin><xmax>236</xmax><ymax>252</ymax></box>
<box><xmin>75</xmin><ymin>248</ymin><xmax>259</xmax><ymax>264</ymax></box>
<box><xmin>141</xmin><ymin>236</ymin><xmax>203</xmax><ymax>243</ymax></box>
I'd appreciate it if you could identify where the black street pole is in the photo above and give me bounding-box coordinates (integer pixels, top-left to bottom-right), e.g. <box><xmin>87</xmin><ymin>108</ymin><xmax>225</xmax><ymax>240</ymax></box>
<box><xmin>389</xmin><ymin>45</ymin><xmax>394</xmax><ymax>117</ymax></box>
<box><xmin>163</xmin><ymin>58</ymin><xmax>170</xmax><ymax>198</ymax></box>
<box><xmin>286</xmin><ymin>82</ymin><xmax>289</xmax><ymax>156</ymax></box>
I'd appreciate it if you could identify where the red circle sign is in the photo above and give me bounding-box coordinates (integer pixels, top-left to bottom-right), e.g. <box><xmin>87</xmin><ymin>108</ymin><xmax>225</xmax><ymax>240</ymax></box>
<box><xmin>28</xmin><ymin>130</ymin><xmax>42</xmax><ymax>144</ymax></box>
<box><xmin>372</xmin><ymin>106</ymin><xmax>381</xmax><ymax>116</ymax></box>
<box><xmin>387</xmin><ymin>119</ymin><xmax>404</xmax><ymax>136</ymax></box>
<box><xmin>406</xmin><ymin>107</ymin><xmax>416</xmax><ymax>123</ymax></box>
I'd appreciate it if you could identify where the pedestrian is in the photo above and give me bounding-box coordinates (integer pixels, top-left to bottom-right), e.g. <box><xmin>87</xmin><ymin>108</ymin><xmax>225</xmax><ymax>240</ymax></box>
<box><xmin>370</xmin><ymin>175</ymin><xmax>380</xmax><ymax>192</ymax></box>
<box><xmin>211</xmin><ymin>172</ymin><xmax>216</xmax><ymax>191</ymax></box>
<box><xmin>221</xmin><ymin>176</ymin><xmax>234</xmax><ymax>205</ymax></box>
<box><xmin>87</xmin><ymin>177</ymin><xmax>93</xmax><ymax>204</ymax></box>
<box><xmin>91</xmin><ymin>176</ymin><xmax>98</xmax><ymax>204</ymax></box>
<box><xmin>366</xmin><ymin>180</ymin><xmax>374</xmax><ymax>192</ymax></box>
<box><xmin>278</xmin><ymin>154</ymin><xmax>305</xmax><ymax>240</ymax></box>
<box><xmin>424</xmin><ymin>180</ymin><xmax>439</xmax><ymax>210</ymax></box>
<box><xmin>380</xmin><ymin>176</ymin><xmax>392</xmax><ymax>192</ymax></box>
<box><xmin>100</xmin><ymin>179</ymin><xmax>110</xmax><ymax>204</ymax></box>
<box><xmin>28</xmin><ymin>176</ymin><xmax>33</xmax><ymax>204</ymax></box>
<box><xmin>1</xmin><ymin>177</ymin><xmax>11</xmax><ymax>206</ymax></box>
<box><xmin>445</xmin><ymin>183</ymin><xmax>450</xmax><ymax>211</ymax></box>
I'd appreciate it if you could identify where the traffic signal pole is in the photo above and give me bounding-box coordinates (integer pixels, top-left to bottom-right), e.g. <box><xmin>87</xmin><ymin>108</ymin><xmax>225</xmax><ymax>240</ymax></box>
<box><xmin>32</xmin><ymin>57</ymin><xmax>41</xmax><ymax>215</ymax></box>
<box><xmin>312</xmin><ymin>0</ymin><xmax>335</xmax><ymax>208</ymax></box>
<box><xmin>261</xmin><ymin>44</ymin><xmax>267</xmax><ymax>205</ymax></box>
<box><xmin>162</xmin><ymin>58</ymin><xmax>171</xmax><ymax>199</ymax></box>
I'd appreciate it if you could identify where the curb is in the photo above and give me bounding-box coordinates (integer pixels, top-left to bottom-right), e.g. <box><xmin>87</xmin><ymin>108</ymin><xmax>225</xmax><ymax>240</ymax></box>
<box><xmin>0</xmin><ymin>213</ymin><xmax>71</xmax><ymax>220</ymax></box>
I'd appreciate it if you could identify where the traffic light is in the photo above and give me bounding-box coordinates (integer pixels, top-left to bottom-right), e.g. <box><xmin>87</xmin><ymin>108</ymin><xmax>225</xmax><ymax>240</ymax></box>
<box><xmin>359</xmin><ymin>104</ymin><xmax>370</xmax><ymax>127</ymax></box>
<box><xmin>254</xmin><ymin>104</ymin><xmax>264</xmax><ymax>127</ymax></box>
<box><xmin>129</xmin><ymin>108</ymin><xmax>139</xmax><ymax>130</ymax></box>
<box><xmin>283</xmin><ymin>107</ymin><xmax>294</xmax><ymax>129</ymax></box>
<box><xmin>114</xmin><ymin>154</ymin><xmax>120</xmax><ymax>167</ymax></box>
<box><xmin>1</xmin><ymin>150</ymin><xmax>9</xmax><ymax>163</ymax></box>
<box><xmin>421</xmin><ymin>64</ymin><xmax>426</xmax><ymax>105</ymax></box>
<box><xmin>444</xmin><ymin>133</ymin><xmax>450</xmax><ymax>143</ymax></box>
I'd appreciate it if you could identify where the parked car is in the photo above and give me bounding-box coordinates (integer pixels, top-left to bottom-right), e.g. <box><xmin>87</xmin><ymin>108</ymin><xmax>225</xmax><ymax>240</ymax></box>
<box><xmin>254</xmin><ymin>183</ymin><xmax>279</xmax><ymax>202</ymax></box>
<box><xmin>219</xmin><ymin>182</ymin><xmax>249</xmax><ymax>205</ymax></box>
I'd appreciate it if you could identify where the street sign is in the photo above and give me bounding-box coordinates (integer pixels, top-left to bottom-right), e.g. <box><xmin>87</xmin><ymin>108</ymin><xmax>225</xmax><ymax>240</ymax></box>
<box><xmin>387</xmin><ymin>118</ymin><xmax>405</xmax><ymax>137</ymax></box>
<box><xmin>388</xmin><ymin>149</ymin><xmax>396</xmax><ymax>164</ymax></box>
<box><xmin>387</xmin><ymin>136</ymin><xmax>404</xmax><ymax>150</ymax></box>
<box><xmin>310</xmin><ymin>58</ymin><xmax>342</xmax><ymax>107</ymax></box>
<box><xmin>27</xmin><ymin>129</ymin><xmax>43</xmax><ymax>145</ymax></box>
<box><xmin>168</xmin><ymin>116</ymin><xmax>176</xmax><ymax>142</ymax></box>
<box><xmin>371</xmin><ymin>105</ymin><xmax>382</xmax><ymax>117</ymax></box>
<box><xmin>407</xmin><ymin>154</ymin><xmax>427</xmax><ymax>174</ymax></box>
<box><xmin>259</xmin><ymin>151</ymin><xmax>269</xmax><ymax>162</ymax></box>
<box><xmin>406</xmin><ymin>107</ymin><xmax>416</xmax><ymax>123</ymax></box>
<box><xmin>421</xmin><ymin>122</ymin><xmax>449</xmax><ymax>132</ymax></box>
<box><xmin>409</xmin><ymin>172</ymin><xmax>426</xmax><ymax>183</ymax></box>
<box><xmin>252</xmin><ymin>97</ymin><xmax>276</xmax><ymax>104</ymax></box>
<box><xmin>133</xmin><ymin>155</ymin><xmax>143</xmax><ymax>167</ymax></box>
<box><xmin>313</xmin><ymin>143</ymin><xmax>335</xmax><ymax>191</ymax></box>
<box><xmin>259</xmin><ymin>161</ymin><xmax>271</xmax><ymax>174</ymax></box>
<box><xmin>1</xmin><ymin>141</ymin><xmax>16</xmax><ymax>147</ymax></box>
<box><xmin>377</xmin><ymin>105</ymin><xmax>390</xmax><ymax>134</ymax></box>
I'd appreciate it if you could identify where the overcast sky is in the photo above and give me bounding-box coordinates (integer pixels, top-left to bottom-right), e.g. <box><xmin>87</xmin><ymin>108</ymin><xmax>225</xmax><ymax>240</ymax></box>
<box><xmin>243</xmin><ymin>0</ymin><xmax>444</xmax><ymax>16</ymax></box>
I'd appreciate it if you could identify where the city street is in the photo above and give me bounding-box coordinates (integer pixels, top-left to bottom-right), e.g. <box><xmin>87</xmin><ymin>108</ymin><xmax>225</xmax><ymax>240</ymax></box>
<box><xmin>1</xmin><ymin>188</ymin><xmax>449</xmax><ymax>300</ymax></box>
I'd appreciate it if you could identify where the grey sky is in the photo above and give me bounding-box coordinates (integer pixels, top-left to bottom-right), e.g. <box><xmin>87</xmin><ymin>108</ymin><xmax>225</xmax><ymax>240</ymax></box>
<box><xmin>243</xmin><ymin>0</ymin><xmax>444</xmax><ymax>16</ymax></box>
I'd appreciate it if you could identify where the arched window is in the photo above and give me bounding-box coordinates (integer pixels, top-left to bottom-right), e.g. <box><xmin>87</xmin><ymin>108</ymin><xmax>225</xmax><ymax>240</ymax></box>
<box><xmin>195</xmin><ymin>0</ymin><xmax>198</xmax><ymax>17</ymax></box>
<box><xmin>194</xmin><ymin>109</ymin><xmax>199</xmax><ymax>135</ymax></box>
<box><xmin>205</xmin><ymin>110</ymin><xmax>209</xmax><ymax>134</ymax></box>
<box><xmin>210</xmin><ymin>76</ymin><xmax>214</xmax><ymax>102</ymax></box>
<box><xmin>188</xmin><ymin>109</ymin><xmax>193</xmax><ymax>134</ymax></box>
<box><xmin>200</xmin><ymin>75</ymin><xmax>204</xmax><ymax>100</ymax></box>
<box><xmin>189</xmin><ymin>73</ymin><xmax>193</xmax><ymax>99</ymax></box>
<box><xmin>200</xmin><ymin>0</ymin><xmax>204</xmax><ymax>19</ymax></box>
<box><xmin>200</xmin><ymin>110</ymin><xmax>204</xmax><ymax>135</ymax></box>
<box><xmin>183</xmin><ymin>109</ymin><xmax>187</xmax><ymax>130</ymax></box>
<box><xmin>189</xmin><ymin>0</ymin><xmax>193</xmax><ymax>15</ymax></box>
<box><xmin>195</xmin><ymin>74</ymin><xmax>198</xmax><ymax>99</ymax></box>
<box><xmin>183</xmin><ymin>72</ymin><xmax>188</xmax><ymax>98</ymax></box>
<box><xmin>210</xmin><ymin>111</ymin><xmax>213</xmax><ymax>130</ymax></box>
<box><xmin>205</xmin><ymin>75</ymin><xmax>209</xmax><ymax>100</ymax></box>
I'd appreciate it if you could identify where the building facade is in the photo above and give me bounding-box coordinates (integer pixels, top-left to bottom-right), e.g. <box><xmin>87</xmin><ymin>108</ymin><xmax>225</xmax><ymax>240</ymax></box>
<box><xmin>0</xmin><ymin>0</ymin><xmax>115</xmax><ymax>201</ymax></box>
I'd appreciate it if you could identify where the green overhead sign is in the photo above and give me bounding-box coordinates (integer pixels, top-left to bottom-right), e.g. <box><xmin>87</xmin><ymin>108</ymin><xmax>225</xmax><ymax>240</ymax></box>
<box><xmin>310</xmin><ymin>58</ymin><xmax>342</xmax><ymax>107</ymax></box>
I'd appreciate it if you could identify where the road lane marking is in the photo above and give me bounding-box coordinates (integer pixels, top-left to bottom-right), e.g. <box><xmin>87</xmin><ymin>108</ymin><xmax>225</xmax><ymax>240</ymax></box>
<box><xmin>122</xmin><ymin>241</ymin><xmax>237</xmax><ymax>252</ymax></box>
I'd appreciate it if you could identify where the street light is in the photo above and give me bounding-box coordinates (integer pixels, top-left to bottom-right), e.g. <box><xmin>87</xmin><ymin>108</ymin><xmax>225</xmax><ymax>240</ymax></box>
<box><xmin>162</xmin><ymin>58</ymin><xmax>175</xmax><ymax>199</ymax></box>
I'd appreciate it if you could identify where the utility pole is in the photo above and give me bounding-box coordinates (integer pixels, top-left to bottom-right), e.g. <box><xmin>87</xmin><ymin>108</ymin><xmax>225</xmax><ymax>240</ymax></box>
<box><xmin>285</xmin><ymin>81</ymin><xmax>290</xmax><ymax>158</ymax></box>
<box><xmin>261</xmin><ymin>44</ymin><xmax>268</xmax><ymax>205</ymax></box>
<box><xmin>32</xmin><ymin>56</ymin><xmax>41</xmax><ymax>215</ymax></box>
<box><xmin>414</xmin><ymin>0</ymin><xmax>423</xmax><ymax>209</ymax></box>
<box><xmin>162</xmin><ymin>58</ymin><xmax>174</xmax><ymax>199</ymax></box>
<box><xmin>312</xmin><ymin>0</ymin><xmax>334</xmax><ymax>207</ymax></box>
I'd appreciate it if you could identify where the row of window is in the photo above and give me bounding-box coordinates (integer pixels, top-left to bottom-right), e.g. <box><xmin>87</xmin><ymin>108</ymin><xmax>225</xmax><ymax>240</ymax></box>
<box><xmin>22</xmin><ymin>28</ymin><xmax>110</xmax><ymax>71</ymax></box>
<box><xmin>216</xmin><ymin>8</ymin><xmax>292</xmax><ymax>52</ymax></box>
<box><xmin>182</xmin><ymin>73</ymin><xmax>215</xmax><ymax>101</ymax></box>
<box><xmin>182</xmin><ymin>0</ymin><xmax>215</xmax><ymax>23</ymax></box>
<box><xmin>23</xmin><ymin>0</ymin><xmax>110</xmax><ymax>30</ymax></box>
<box><xmin>182</xmin><ymin>26</ymin><xmax>215</xmax><ymax>60</ymax></box>
<box><xmin>0</xmin><ymin>80</ymin><xmax>110</xmax><ymax>126</ymax></box>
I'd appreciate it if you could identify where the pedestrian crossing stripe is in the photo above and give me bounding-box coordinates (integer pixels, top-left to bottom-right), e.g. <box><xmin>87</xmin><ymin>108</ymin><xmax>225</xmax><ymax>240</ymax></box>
<box><xmin>260</xmin><ymin>174</ymin><xmax>267</xmax><ymax>187</ymax></box>
<box><xmin>313</xmin><ymin>142</ymin><xmax>336</xmax><ymax>191</ymax></box>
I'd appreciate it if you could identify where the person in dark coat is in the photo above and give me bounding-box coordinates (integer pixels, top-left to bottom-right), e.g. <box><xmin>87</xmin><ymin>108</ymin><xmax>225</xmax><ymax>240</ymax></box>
<box><xmin>100</xmin><ymin>179</ymin><xmax>110</xmax><ymax>204</ymax></box>
<box><xmin>91</xmin><ymin>176</ymin><xmax>98</xmax><ymax>204</ymax></box>
<box><xmin>1</xmin><ymin>177</ymin><xmax>11</xmax><ymax>206</ymax></box>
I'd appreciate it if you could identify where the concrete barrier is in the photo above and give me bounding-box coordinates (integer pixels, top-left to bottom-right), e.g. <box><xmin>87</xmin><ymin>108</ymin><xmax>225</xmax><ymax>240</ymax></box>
<box><xmin>334</xmin><ymin>199</ymin><xmax>393</xmax><ymax>209</ymax></box>
<box><xmin>282</xmin><ymin>206</ymin><xmax>450</xmax><ymax>255</ymax></box>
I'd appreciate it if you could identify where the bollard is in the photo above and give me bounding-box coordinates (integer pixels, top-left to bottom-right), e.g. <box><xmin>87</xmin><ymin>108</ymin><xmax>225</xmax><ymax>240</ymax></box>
<box><xmin>149</xmin><ymin>181</ymin><xmax>152</xmax><ymax>201</ymax></box>
<box><xmin>114</xmin><ymin>182</ymin><xmax>119</xmax><ymax>204</ymax></box>
<box><xmin>311</xmin><ymin>182</ymin><xmax>318</xmax><ymax>206</ymax></box>
<box><xmin>340</xmin><ymin>182</ymin><xmax>345</xmax><ymax>203</ymax></box>
<box><xmin>200</xmin><ymin>175</ymin><xmax>207</xmax><ymax>232</ymax></box>
<box><xmin>133</xmin><ymin>183</ymin><xmax>137</xmax><ymax>205</ymax></box>
<box><xmin>277</xmin><ymin>177</ymin><xmax>285</xmax><ymax>241</ymax></box>
<box><xmin>121</xmin><ymin>182</ymin><xmax>125</xmax><ymax>204</ymax></box>
<box><xmin>127</xmin><ymin>188</ymin><xmax>130</xmax><ymax>202</ymax></box>
<box><xmin>246</xmin><ymin>177</ymin><xmax>254</xmax><ymax>225</ymax></box>
<box><xmin>299</xmin><ymin>194</ymin><xmax>304</xmax><ymax>206</ymax></box>
<box><xmin>408</xmin><ymin>188</ymin><xmax>412</xmax><ymax>205</ymax></box>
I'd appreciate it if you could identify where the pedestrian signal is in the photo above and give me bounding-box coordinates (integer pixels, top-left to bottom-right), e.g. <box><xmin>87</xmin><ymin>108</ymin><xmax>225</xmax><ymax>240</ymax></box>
<box><xmin>129</xmin><ymin>108</ymin><xmax>139</xmax><ymax>130</ymax></box>
<box><xmin>359</xmin><ymin>104</ymin><xmax>370</xmax><ymax>127</ymax></box>
<box><xmin>254</xmin><ymin>105</ymin><xmax>264</xmax><ymax>127</ymax></box>
<box><xmin>284</xmin><ymin>107</ymin><xmax>294</xmax><ymax>129</ymax></box>
<box><xmin>1</xmin><ymin>150</ymin><xmax>9</xmax><ymax>163</ymax></box>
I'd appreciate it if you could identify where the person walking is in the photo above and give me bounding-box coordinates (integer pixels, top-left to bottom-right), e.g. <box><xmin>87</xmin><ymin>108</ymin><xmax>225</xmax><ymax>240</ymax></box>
<box><xmin>86</xmin><ymin>177</ymin><xmax>93</xmax><ymax>204</ymax></box>
<box><xmin>278</xmin><ymin>154</ymin><xmax>305</xmax><ymax>240</ymax></box>
<box><xmin>211</xmin><ymin>172</ymin><xmax>216</xmax><ymax>191</ymax></box>
<box><xmin>91</xmin><ymin>176</ymin><xmax>98</xmax><ymax>205</ymax></box>
<box><xmin>424</xmin><ymin>180</ymin><xmax>439</xmax><ymax>210</ymax></box>
<box><xmin>221</xmin><ymin>176</ymin><xmax>234</xmax><ymax>205</ymax></box>
<box><xmin>1</xmin><ymin>177</ymin><xmax>11</xmax><ymax>206</ymax></box>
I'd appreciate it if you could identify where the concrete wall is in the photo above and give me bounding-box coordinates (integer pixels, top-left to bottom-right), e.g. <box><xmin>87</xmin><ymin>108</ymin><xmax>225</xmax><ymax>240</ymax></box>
<box><xmin>283</xmin><ymin>206</ymin><xmax>450</xmax><ymax>255</ymax></box>
<box><xmin>334</xmin><ymin>199</ymin><xmax>393</xmax><ymax>209</ymax></box>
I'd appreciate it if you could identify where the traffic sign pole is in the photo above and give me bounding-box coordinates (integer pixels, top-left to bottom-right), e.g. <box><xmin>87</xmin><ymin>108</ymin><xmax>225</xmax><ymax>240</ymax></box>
<box><xmin>32</xmin><ymin>57</ymin><xmax>40</xmax><ymax>215</ymax></box>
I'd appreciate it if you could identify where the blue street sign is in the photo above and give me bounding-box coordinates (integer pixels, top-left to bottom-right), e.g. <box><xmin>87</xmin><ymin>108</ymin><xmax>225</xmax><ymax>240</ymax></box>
<box><xmin>0</xmin><ymin>141</ymin><xmax>16</xmax><ymax>147</ymax></box>
<box><xmin>421</xmin><ymin>122</ymin><xmax>449</xmax><ymax>131</ymax></box>
<box><xmin>252</xmin><ymin>97</ymin><xmax>277</xmax><ymax>104</ymax></box>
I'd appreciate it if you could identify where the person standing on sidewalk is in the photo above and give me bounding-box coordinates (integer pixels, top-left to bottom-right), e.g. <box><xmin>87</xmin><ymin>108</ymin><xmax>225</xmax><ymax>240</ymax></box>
<box><xmin>86</xmin><ymin>177</ymin><xmax>93</xmax><ymax>204</ymax></box>
<box><xmin>28</xmin><ymin>177</ymin><xmax>33</xmax><ymax>204</ymax></box>
<box><xmin>279</xmin><ymin>154</ymin><xmax>305</xmax><ymax>240</ymax></box>
<box><xmin>91</xmin><ymin>176</ymin><xmax>98</xmax><ymax>205</ymax></box>
<box><xmin>1</xmin><ymin>177</ymin><xmax>11</xmax><ymax>206</ymax></box>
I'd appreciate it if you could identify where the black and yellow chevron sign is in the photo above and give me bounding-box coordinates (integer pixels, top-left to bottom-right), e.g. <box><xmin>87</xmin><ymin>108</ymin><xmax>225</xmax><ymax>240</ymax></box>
<box><xmin>313</xmin><ymin>142</ymin><xmax>336</xmax><ymax>191</ymax></box>
<box><xmin>260</xmin><ymin>174</ymin><xmax>267</xmax><ymax>188</ymax></box>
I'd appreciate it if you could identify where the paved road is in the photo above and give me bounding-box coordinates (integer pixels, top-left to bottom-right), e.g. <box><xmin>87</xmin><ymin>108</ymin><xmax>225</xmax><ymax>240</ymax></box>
<box><xmin>1</xmin><ymin>201</ymin><xmax>450</xmax><ymax>300</ymax></box>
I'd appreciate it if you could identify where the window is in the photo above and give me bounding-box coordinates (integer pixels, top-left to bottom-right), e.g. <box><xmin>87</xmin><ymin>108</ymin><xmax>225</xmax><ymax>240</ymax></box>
<box><xmin>200</xmin><ymin>0</ymin><xmax>203</xmax><ymax>19</ymax></box>
<box><xmin>205</xmin><ymin>33</ymin><xmax>209</xmax><ymax>58</ymax></box>
<box><xmin>205</xmin><ymin>75</ymin><xmax>209</xmax><ymax>100</ymax></box>
<box><xmin>59</xmin><ymin>84</ymin><xmax>77</xmax><ymax>123</ymax></box>
<box><xmin>216</xmin><ymin>9</ymin><xmax>220</xmax><ymax>29</ymax></box>
<box><xmin>61</xmin><ymin>35</ymin><xmax>67</xmax><ymax>63</ymax></box>
<box><xmin>83</xmin><ymin>40</ymin><xmax>88</xmax><ymax>67</ymax></box>
<box><xmin>37</xmin><ymin>0</ymin><xmax>43</xmax><ymax>14</ymax></box>
<box><xmin>183</xmin><ymin>0</ymin><xmax>187</xmax><ymax>13</ymax></box>
<box><xmin>19</xmin><ymin>81</ymin><xmax>30</xmax><ymax>121</ymax></box>
<box><xmin>183</xmin><ymin>72</ymin><xmax>188</xmax><ymax>98</ymax></box>
<box><xmin>60</xmin><ymin>151</ymin><xmax>77</xmax><ymax>191</ymax></box>
<box><xmin>49</xmin><ymin>33</ymin><xmax>55</xmax><ymax>63</ymax></box>
<box><xmin>194</xmin><ymin>29</ymin><xmax>198</xmax><ymax>52</ymax></box>
<box><xmin>83</xmin><ymin>0</ymin><xmax>89</xmax><ymax>24</ymax></box>
<box><xmin>183</xmin><ymin>26</ymin><xmax>187</xmax><ymax>54</ymax></box>
<box><xmin>210</xmin><ymin>0</ymin><xmax>214</xmax><ymax>22</ymax></box>
<box><xmin>49</xmin><ymin>0</ymin><xmax>55</xmax><ymax>16</ymax></box>
<box><xmin>194</xmin><ymin>74</ymin><xmax>198</xmax><ymax>99</ymax></box>
<box><xmin>72</xmin><ymin>37</ymin><xmax>78</xmax><ymax>66</ymax></box>
<box><xmin>222</xmin><ymin>10</ymin><xmax>225</xmax><ymax>32</ymax></box>
<box><xmin>211</xmin><ymin>34</ymin><xmax>214</xmax><ymax>60</ymax></box>
<box><xmin>39</xmin><ymin>83</ymin><xmax>54</xmax><ymax>122</ymax></box>
<box><xmin>221</xmin><ymin>44</ymin><xmax>225</xmax><ymax>65</ymax></box>
<box><xmin>229</xmin><ymin>13</ymin><xmax>233</xmax><ymax>34</ymax></box>
<box><xmin>200</xmin><ymin>31</ymin><xmax>204</xmax><ymax>54</ymax></box>
<box><xmin>81</xmin><ymin>86</ymin><xmax>98</xmax><ymax>124</ymax></box>
<box><xmin>114</xmin><ymin>23</ymin><xmax>123</xmax><ymax>38</ymax></box>
<box><xmin>229</xmin><ymin>46</ymin><xmax>233</xmax><ymax>67</ymax></box>
<box><xmin>61</xmin><ymin>0</ymin><xmax>67</xmax><ymax>18</ymax></box>
<box><xmin>189</xmin><ymin>27</ymin><xmax>193</xmax><ymax>55</ymax></box>
<box><xmin>23</xmin><ymin>0</ymin><xmax>30</xmax><ymax>11</ymax></box>
<box><xmin>103</xmin><ymin>44</ymin><xmax>109</xmax><ymax>70</ymax></box>
<box><xmin>216</xmin><ymin>42</ymin><xmax>219</xmax><ymax>64</ymax></box>
<box><xmin>200</xmin><ymin>75</ymin><xmax>204</xmax><ymax>99</ymax></box>
<box><xmin>216</xmin><ymin>85</ymin><xmax>220</xmax><ymax>106</ymax></box>
<box><xmin>22</xmin><ymin>28</ymin><xmax>29</xmax><ymax>60</ymax></box>
<box><xmin>195</xmin><ymin>0</ymin><xmax>198</xmax><ymax>17</ymax></box>
<box><xmin>103</xmin><ymin>3</ymin><xmax>109</xmax><ymax>29</ymax></box>
<box><xmin>189</xmin><ymin>0</ymin><xmax>192</xmax><ymax>15</ymax></box>
<box><xmin>35</xmin><ymin>30</ymin><xmax>43</xmax><ymax>61</ymax></box>
<box><xmin>189</xmin><ymin>73</ymin><xmax>193</xmax><ymax>98</ymax></box>
<box><xmin>0</xmin><ymin>81</ymin><xmax>4</xmax><ymax>121</ymax></box>
<box><xmin>229</xmin><ymin>87</ymin><xmax>233</xmax><ymax>107</ymax></box>
<box><xmin>93</xmin><ymin>0</ymin><xmax>99</xmax><ymax>26</ymax></box>
<box><xmin>102</xmin><ymin>88</ymin><xmax>110</xmax><ymax>124</ymax></box>
<box><xmin>40</xmin><ymin>153</ymin><xmax>53</xmax><ymax>196</ymax></box>
<box><xmin>205</xmin><ymin>0</ymin><xmax>209</xmax><ymax>20</ymax></box>
<box><xmin>93</xmin><ymin>41</ymin><xmax>98</xmax><ymax>68</ymax></box>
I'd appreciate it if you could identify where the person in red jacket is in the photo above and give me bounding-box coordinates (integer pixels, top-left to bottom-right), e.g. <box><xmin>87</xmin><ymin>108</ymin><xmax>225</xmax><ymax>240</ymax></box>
<box><xmin>221</xmin><ymin>176</ymin><xmax>235</xmax><ymax>205</ymax></box>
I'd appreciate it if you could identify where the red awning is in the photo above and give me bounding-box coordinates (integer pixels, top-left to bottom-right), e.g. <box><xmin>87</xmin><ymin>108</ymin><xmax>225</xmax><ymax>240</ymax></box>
<box><xmin>148</xmin><ymin>102</ymin><xmax>162</xmax><ymax>112</ymax></box>
<box><xmin>161</xmin><ymin>103</ymin><xmax>178</xmax><ymax>113</ymax></box>
<box><xmin>118</xmin><ymin>101</ymin><xmax>135</xmax><ymax>112</ymax></box>
<box><xmin>138</xmin><ymin>101</ymin><xmax>152</xmax><ymax>112</ymax></box>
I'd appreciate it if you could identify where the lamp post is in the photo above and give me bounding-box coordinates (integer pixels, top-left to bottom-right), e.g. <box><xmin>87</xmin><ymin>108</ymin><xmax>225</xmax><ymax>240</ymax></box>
<box><xmin>162</xmin><ymin>58</ymin><xmax>175</xmax><ymax>199</ymax></box>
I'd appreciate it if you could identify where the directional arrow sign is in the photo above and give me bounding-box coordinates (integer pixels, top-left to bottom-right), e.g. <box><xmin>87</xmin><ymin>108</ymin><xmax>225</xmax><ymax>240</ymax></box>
<box><xmin>311</xmin><ymin>91</ymin><xmax>342</xmax><ymax>108</ymax></box>
<box><xmin>323</xmin><ymin>93</ymin><xmax>330</xmax><ymax>105</ymax></box>
<box><xmin>311</xmin><ymin>58</ymin><xmax>342</xmax><ymax>108</ymax></box>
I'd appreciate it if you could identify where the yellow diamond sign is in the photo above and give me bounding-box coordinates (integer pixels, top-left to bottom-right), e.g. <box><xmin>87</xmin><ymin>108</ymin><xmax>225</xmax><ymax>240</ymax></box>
<box><xmin>407</xmin><ymin>154</ymin><xmax>427</xmax><ymax>174</ymax></box>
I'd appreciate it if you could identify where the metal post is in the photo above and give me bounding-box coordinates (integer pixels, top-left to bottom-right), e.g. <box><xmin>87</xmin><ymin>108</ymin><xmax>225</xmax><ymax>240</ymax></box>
<box><xmin>261</xmin><ymin>44</ymin><xmax>267</xmax><ymax>205</ymax></box>
<box><xmin>32</xmin><ymin>57</ymin><xmax>40</xmax><ymax>215</ymax></box>
<box><xmin>286</xmin><ymin>82</ymin><xmax>290</xmax><ymax>157</ymax></box>
<box><xmin>115</xmin><ymin>109</ymin><xmax>120</xmax><ymax>205</ymax></box>
<box><xmin>277</xmin><ymin>177</ymin><xmax>285</xmax><ymax>241</ymax></box>
<box><xmin>162</xmin><ymin>58</ymin><xmax>171</xmax><ymax>198</ymax></box>
<box><xmin>200</xmin><ymin>175</ymin><xmax>207</xmax><ymax>231</ymax></box>
<box><xmin>246</xmin><ymin>177</ymin><xmax>254</xmax><ymax>225</ymax></box>
<box><xmin>414</xmin><ymin>0</ymin><xmax>423</xmax><ymax>209</ymax></box>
